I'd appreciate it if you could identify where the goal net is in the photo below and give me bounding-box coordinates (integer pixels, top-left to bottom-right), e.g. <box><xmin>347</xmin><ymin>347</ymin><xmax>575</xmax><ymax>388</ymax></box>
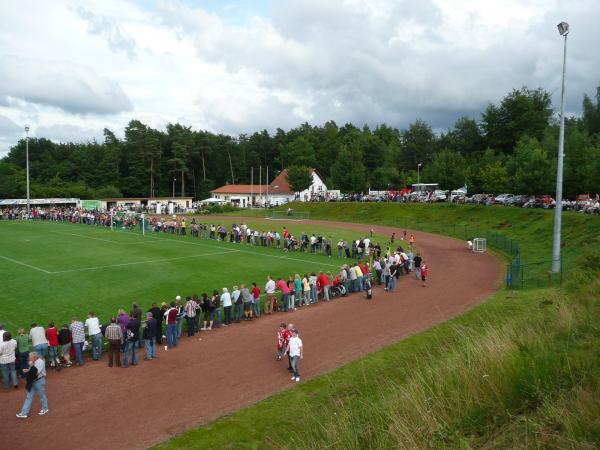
<box><xmin>111</xmin><ymin>211</ymin><xmax>150</xmax><ymax>234</ymax></box>
<box><xmin>266</xmin><ymin>209</ymin><xmax>310</xmax><ymax>221</ymax></box>
<box><xmin>473</xmin><ymin>237</ymin><xmax>487</xmax><ymax>253</ymax></box>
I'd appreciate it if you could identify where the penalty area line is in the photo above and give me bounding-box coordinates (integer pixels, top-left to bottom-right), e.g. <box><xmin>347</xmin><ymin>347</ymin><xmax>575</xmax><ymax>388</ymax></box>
<box><xmin>0</xmin><ymin>255</ymin><xmax>53</xmax><ymax>274</ymax></box>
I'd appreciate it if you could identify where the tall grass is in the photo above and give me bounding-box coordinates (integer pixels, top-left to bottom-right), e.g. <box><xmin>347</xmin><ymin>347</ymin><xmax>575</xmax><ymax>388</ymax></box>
<box><xmin>279</xmin><ymin>280</ymin><xmax>600</xmax><ymax>450</ymax></box>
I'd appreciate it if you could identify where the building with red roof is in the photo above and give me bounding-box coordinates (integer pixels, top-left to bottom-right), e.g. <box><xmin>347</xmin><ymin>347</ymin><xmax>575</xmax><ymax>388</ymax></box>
<box><xmin>210</xmin><ymin>168</ymin><xmax>328</xmax><ymax>207</ymax></box>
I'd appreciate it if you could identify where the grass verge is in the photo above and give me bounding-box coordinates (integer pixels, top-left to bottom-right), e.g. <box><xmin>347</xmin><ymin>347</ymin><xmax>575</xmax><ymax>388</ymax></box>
<box><xmin>159</xmin><ymin>203</ymin><xmax>600</xmax><ymax>449</ymax></box>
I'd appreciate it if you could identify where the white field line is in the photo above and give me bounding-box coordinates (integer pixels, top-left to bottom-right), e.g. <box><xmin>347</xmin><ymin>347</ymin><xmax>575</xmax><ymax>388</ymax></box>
<box><xmin>0</xmin><ymin>255</ymin><xmax>52</xmax><ymax>274</ymax></box>
<box><xmin>49</xmin><ymin>231</ymin><xmax>160</xmax><ymax>245</ymax></box>
<box><xmin>50</xmin><ymin>249</ymin><xmax>239</xmax><ymax>274</ymax></box>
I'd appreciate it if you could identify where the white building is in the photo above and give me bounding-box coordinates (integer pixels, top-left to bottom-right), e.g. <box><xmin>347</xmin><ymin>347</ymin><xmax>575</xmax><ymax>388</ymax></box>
<box><xmin>211</xmin><ymin>168</ymin><xmax>328</xmax><ymax>207</ymax></box>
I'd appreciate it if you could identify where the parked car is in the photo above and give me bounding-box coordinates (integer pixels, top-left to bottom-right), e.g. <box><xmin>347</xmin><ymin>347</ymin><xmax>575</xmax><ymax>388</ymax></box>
<box><xmin>432</xmin><ymin>190</ymin><xmax>447</xmax><ymax>202</ymax></box>
<box><xmin>495</xmin><ymin>194</ymin><xmax>514</xmax><ymax>205</ymax></box>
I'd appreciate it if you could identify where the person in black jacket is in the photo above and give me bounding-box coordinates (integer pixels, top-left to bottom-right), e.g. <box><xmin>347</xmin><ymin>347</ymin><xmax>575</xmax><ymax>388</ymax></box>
<box><xmin>143</xmin><ymin>313</ymin><xmax>157</xmax><ymax>360</ymax></box>
<box><xmin>123</xmin><ymin>316</ymin><xmax>140</xmax><ymax>368</ymax></box>
<box><xmin>57</xmin><ymin>324</ymin><xmax>72</xmax><ymax>367</ymax></box>
<box><xmin>148</xmin><ymin>303</ymin><xmax>162</xmax><ymax>344</ymax></box>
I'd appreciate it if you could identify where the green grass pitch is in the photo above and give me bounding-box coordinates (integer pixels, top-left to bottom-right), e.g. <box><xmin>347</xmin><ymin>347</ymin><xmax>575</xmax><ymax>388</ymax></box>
<box><xmin>0</xmin><ymin>219</ymin><xmax>387</xmax><ymax>331</ymax></box>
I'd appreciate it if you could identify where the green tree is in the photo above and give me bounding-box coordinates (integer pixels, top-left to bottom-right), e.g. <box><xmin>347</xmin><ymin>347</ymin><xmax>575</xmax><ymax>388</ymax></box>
<box><xmin>281</xmin><ymin>136</ymin><xmax>316</xmax><ymax>167</ymax></box>
<box><xmin>285</xmin><ymin>166</ymin><xmax>313</xmax><ymax>193</ymax></box>
<box><xmin>477</xmin><ymin>161</ymin><xmax>510</xmax><ymax>194</ymax></box>
<box><xmin>423</xmin><ymin>149</ymin><xmax>466</xmax><ymax>190</ymax></box>
<box><xmin>582</xmin><ymin>86</ymin><xmax>600</xmax><ymax>135</ymax></box>
<box><xmin>481</xmin><ymin>87</ymin><xmax>552</xmax><ymax>153</ymax></box>
<box><xmin>510</xmin><ymin>137</ymin><xmax>555</xmax><ymax>195</ymax></box>
<box><xmin>330</xmin><ymin>145</ymin><xmax>366</xmax><ymax>192</ymax></box>
<box><xmin>399</xmin><ymin>119</ymin><xmax>437</xmax><ymax>171</ymax></box>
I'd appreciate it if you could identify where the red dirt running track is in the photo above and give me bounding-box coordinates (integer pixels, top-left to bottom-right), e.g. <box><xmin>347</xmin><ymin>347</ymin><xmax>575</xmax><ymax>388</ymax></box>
<box><xmin>0</xmin><ymin>219</ymin><xmax>501</xmax><ymax>450</ymax></box>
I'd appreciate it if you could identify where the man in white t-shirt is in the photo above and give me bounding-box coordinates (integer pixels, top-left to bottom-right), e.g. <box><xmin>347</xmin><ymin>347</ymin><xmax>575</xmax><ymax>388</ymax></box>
<box><xmin>285</xmin><ymin>328</ymin><xmax>303</xmax><ymax>382</ymax></box>
<box><xmin>264</xmin><ymin>275</ymin><xmax>276</xmax><ymax>315</ymax></box>
<box><xmin>85</xmin><ymin>312</ymin><xmax>103</xmax><ymax>361</ymax></box>
<box><xmin>221</xmin><ymin>288</ymin><xmax>233</xmax><ymax>326</ymax></box>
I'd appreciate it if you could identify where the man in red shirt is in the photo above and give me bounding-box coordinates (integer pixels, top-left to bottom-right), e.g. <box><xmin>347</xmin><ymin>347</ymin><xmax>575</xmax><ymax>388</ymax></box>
<box><xmin>317</xmin><ymin>271</ymin><xmax>330</xmax><ymax>301</ymax></box>
<box><xmin>163</xmin><ymin>302</ymin><xmax>178</xmax><ymax>348</ymax></box>
<box><xmin>251</xmin><ymin>282</ymin><xmax>261</xmax><ymax>318</ymax></box>
<box><xmin>45</xmin><ymin>322</ymin><xmax>61</xmax><ymax>369</ymax></box>
<box><xmin>276</xmin><ymin>278</ymin><xmax>290</xmax><ymax>312</ymax></box>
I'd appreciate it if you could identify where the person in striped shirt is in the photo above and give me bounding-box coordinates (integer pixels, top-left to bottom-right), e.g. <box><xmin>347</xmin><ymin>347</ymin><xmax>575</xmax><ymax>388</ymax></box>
<box><xmin>104</xmin><ymin>318</ymin><xmax>123</xmax><ymax>368</ymax></box>
<box><xmin>69</xmin><ymin>318</ymin><xmax>85</xmax><ymax>366</ymax></box>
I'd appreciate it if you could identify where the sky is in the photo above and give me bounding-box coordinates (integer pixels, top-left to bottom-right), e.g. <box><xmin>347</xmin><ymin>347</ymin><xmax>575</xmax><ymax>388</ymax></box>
<box><xmin>0</xmin><ymin>0</ymin><xmax>598</xmax><ymax>156</ymax></box>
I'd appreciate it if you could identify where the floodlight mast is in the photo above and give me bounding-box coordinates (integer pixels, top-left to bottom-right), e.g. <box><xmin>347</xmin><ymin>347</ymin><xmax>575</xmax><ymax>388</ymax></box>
<box><xmin>551</xmin><ymin>21</ymin><xmax>569</xmax><ymax>273</ymax></box>
<box><xmin>25</xmin><ymin>125</ymin><xmax>31</xmax><ymax>216</ymax></box>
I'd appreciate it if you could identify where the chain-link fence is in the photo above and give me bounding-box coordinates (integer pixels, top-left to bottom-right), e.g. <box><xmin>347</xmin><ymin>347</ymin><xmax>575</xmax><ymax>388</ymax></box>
<box><xmin>506</xmin><ymin>259</ymin><xmax>563</xmax><ymax>289</ymax></box>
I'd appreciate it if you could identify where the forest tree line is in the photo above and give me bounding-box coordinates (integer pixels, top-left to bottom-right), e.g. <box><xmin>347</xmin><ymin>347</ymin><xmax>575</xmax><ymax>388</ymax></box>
<box><xmin>1</xmin><ymin>86</ymin><xmax>600</xmax><ymax>200</ymax></box>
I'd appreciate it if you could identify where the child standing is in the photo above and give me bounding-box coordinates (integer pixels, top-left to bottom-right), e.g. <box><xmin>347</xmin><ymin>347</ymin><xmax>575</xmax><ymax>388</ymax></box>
<box><xmin>420</xmin><ymin>261</ymin><xmax>429</xmax><ymax>287</ymax></box>
<box><xmin>276</xmin><ymin>323</ymin><xmax>289</xmax><ymax>361</ymax></box>
<box><xmin>285</xmin><ymin>328</ymin><xmax>303</xmax><ymax>382</ymax></box>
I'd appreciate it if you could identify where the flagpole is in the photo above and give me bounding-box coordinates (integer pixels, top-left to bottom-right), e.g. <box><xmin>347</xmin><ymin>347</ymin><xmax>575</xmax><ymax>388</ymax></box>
<box><xmin>250</xmin><ymin>167</ymin><xmax>253</xmax><ymax>209</ymax></box>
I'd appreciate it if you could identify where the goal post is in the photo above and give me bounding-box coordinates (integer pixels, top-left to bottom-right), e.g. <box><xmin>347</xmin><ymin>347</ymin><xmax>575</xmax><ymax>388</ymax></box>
<box><xmin>473</xmin><ymin>237</ymin><xmax>487</xmax><ymax>253</ymax></box>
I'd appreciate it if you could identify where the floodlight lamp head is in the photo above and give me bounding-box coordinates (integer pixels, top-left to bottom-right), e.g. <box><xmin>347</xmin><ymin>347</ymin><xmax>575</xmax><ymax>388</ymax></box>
<box><xmin>557</xmin><ymin>22</ymin><xmax>569</xmax><ymax>36</ymax></box>
<box><xmin>25</xmin><ymin>125</ymin><xmax>29</xmax><ymax>133</ymax></box>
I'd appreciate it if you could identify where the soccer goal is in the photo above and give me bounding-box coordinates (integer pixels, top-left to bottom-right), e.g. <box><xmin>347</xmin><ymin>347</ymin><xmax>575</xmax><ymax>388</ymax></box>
<box><xmin>266</xmin><ymin>210</ymin><xmax>310</xmax><ymax>221</ymax></box>
<box><xmin>473</xmin><ymin>237</ymin><xmax>487</xmax><ymax>253</ymax></box>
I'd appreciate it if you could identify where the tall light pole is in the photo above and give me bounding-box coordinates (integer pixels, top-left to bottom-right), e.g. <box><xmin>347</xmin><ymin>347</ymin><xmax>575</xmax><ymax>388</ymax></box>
<box><xmin>25</xmin><ymin>125</ymin><xmax>31</xmax><ymax>216</ymax></box>
<box><xmin>417</xmin><ymin>163</ymin><xmax>422</xmax><ymax>185</ymax></box>
<box><xmin>552</xmin><ymin>21</ymin><xmax>569</xmax><ymax>273</ymax></box>
<box><xmin>172</xmin><ymin>178</ymin><xmax>176</xmax><ymax>198</ymax></box>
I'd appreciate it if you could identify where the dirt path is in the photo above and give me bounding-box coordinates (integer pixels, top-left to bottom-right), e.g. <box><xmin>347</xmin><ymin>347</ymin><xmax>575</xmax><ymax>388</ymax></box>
<box><xmin>0</xmin><ymin>219</ymin><xmax>501</xmax><ymax>450</ymax></box>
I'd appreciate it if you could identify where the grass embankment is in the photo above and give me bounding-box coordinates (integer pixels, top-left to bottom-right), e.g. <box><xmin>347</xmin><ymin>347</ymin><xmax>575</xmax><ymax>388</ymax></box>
<box><xmin>161</xmin><ymin>203</ymin><xmax>600</xmax><ymax>449</ymax></box>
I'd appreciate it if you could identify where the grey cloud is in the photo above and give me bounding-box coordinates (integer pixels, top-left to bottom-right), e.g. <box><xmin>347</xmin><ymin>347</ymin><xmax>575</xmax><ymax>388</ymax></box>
<box><xmin>158</xmin><ymin>0</ymin><xmax>599</xmax><ymax>133</ymax></box>
<box><xmin>0</xmin><ymin>114</ymin><xmax>23</xmax><ymax>157</ymax></box>
<box><xmin>75</xmin><ymin>6</ymin><xmax>138</xmax><ymax>60</ymax></box>
<box><xmin>0</xmin><ymin>55</ymin><xmax>133</xmax><ymax>115</ymax></box>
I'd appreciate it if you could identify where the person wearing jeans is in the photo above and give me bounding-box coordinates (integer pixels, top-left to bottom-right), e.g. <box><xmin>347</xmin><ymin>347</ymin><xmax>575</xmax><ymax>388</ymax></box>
<box><xmin>17</xmin><ymin>353</ymin><xmax>48</xmax><ymax>418</ymax></box>
<box><xmin>285</xmin><ymin>328</ymin><xmax>303</xmax><ymax>382</ymax></box>
<box><xmin>0</xmin><ymin>332</ymin><xmax>18</xmax><ymax>389</ymax></box>
<box><xmin>143</xmin><ymin>313</ymin><xmax>157</xmax><ymax>360</ymax></box>
<box><xmin>85</xmin><ymin>312</ymin><xmax>103</xmax><ymax>361</ymax></box>
<box><xmin>175</xmin><ymin>297</ymin><xmax>185</xmax><ymax>338</ymax></box>
<box><xmin>29</xmin><ymin>323</ymin><xmax>48</xmax><ymax>360</ymax></box>
<box><xmin>123</xmin><ymin>315</ymin><xmax>140</xmax><ymax>367</ymax></box>
<box><xmin>164</xmin><ymin>302</ymin><xmax>178</xmax><ymax>348</ymax></box>
<box><xmin>221</xmin><ymin>288</ymin><xmax>232</xmax><ymax>326</ymax></box>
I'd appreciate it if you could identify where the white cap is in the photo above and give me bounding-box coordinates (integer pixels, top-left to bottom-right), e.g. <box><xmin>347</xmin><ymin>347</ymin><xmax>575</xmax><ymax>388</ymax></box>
<box><xmin>175</xmin><ymin>295</ymin><xmax>181</xmax><ymax>300</ymax></box>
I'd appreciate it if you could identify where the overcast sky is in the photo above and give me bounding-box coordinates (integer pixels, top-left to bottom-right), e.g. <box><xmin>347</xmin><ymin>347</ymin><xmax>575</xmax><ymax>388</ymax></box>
<box><xmin>0</xmin><ymin>0</ymin><xmax>598</xmax><ymax>155</ymax></box>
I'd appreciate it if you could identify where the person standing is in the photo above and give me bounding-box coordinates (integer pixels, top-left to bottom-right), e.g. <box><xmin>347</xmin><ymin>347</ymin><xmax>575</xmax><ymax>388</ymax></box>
<box><xmin>16</xmin><ymin>352</ymin><xmax>48</xmax><ymax>418</ymax></box>
<box><xmin>414</xmin><ymin>253</ymin><xmax>423</xmax><ymax>280</ymax></box>
<box><xmin>0</xmin><ymin>332</ymin><xmax>18</xmax><ymax>390</ymax></box>
<box><xmin>251</xmin><ymin>282</ymin><xmax>261</xmax><ymax>318</ymax></box>
<box><xmin>285</xmin><ymin>328</ymin><xmax>303</xmax><ymax>382</ymax></box>
<box><xmin>16</xmin><ymin>329</ymin><xmax>30</xmax><ymax>377</ymax></box>
<box><xmin>232</xmin><ymin>286</ymin><xmax>243</xmax><ymax>323</ymax></box>
<box><xmin>264</xmin><ymin>276</ymin><xmax>276</xmax><ymax>315</ymax></box>
<box><xmin>184</xmin><ymin>296</ymin><xmax>197</xmax><ymax>336</ymax></box>
<box><xmin>105</xmin><ymin>318</ymin><xmax>123</xmax><ymax>368</ymax></box>
<box><xmin>85</xmin><ymin>312</ymin><xmax>103</xmax><ymax>361</ymax></box>
<box><xmin>221</xmin><ymin>288</ymin><xmax>232</xmax><ymax>326</ymax></box>
<box><xmin>164</xmin><ymin>302</ymin><xmax>178</xmax><ymax>348</ymax></box>
<box><xmin>130</xmin><ymin>303</ymin><xmax>142</xmax><ymax>321</ymax></box>
<box><xmin>276</xmin><ymin>278</ymin><xmax>290</xmax><ymax>312</ymax></box>
<box><xmin>420</xmin><ymin>261</ymin><xmax>429</xmax><ymax>287</ymax></box>
<box><xmin>143</xmin><ymin>313</ymin><xmax>156</xmax><ymax>360</ymax></box>
<box><xmin>318</xmin><ymin>271</ymin><xmax>331</xmax><ymax>301</ymax></box>
<box><xmin>302</xmin><ymin>274</ymin><xmax>311</xmax><ymax>306</ymax></box>
<box><xmin>175</xmin><ymin>296</ymin><xmax>185</xmax><ymax>338</ymax></box>
<box><xmin>57</xmin><ymin>324</ymin><xmax>72</xmax><ymax>368</ymax></box>
<box><xmin>69</xmin><ymin>318</ymin><xmax>85</xmax><ymax>366</ymax></box>
<box><xmin>148</xmin><ymin>303</ymin><xmax>162</xmax><ymax>345</ymax></box>
<box><xmin>29</xmin><ymin>323</ymin><xmax>48</xmax><ymax>361</ymax></box>
<box><xmin>201</xmin><ymin>293</ymin><xmax>213</xmax><ymax>331</ymax></box>
<box><xmin>123</xmin><ymin>315</ymin><xmax>140</xmax><ymax>367</ymax></box>
<box><xmin>45</xmin><ymin>322</ymin><xmax>61</xmax><ymax>369</ymax></box>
